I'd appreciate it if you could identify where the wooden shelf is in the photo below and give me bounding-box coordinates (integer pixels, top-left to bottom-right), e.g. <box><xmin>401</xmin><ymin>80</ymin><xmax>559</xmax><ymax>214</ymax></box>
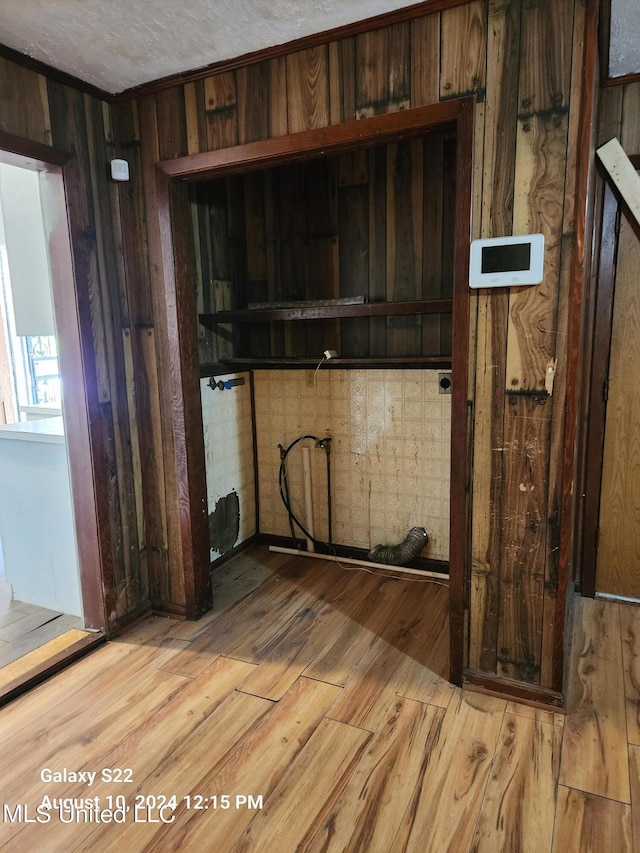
<box><xmin>200</xmin><ymin>356</ymin><xmax>453</xmax><ymax>375</ymax></box>
<box><xmin>199</xmin><ymin>298</ymin><xmax>452</xmax><ymax>326</ymax></box>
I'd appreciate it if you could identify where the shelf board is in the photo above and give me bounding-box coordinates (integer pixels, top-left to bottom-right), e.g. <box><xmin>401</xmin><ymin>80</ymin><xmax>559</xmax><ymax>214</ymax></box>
<box><xmin>209</xmin><ymin>356</ymin><xmax>453</xmax><ymax>372</ymax></box>
<box><xmin>199</xmin><ymin>298</ymin><xmax>452</xmax><ymax>325</ymax></box>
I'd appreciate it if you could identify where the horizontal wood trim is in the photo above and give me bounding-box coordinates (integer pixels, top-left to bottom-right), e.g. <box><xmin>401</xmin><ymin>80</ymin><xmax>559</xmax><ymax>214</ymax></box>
<box><xmin>601</xmin><ymin>70</ymin><xmax>640</xmax><ymax>88</ymax></box>
<box><xmin>0</xmin><ymin>41</ymin><xmax>112</xmax><ymax>102</ymax></box>
<box><xmin>463</xmin><ymin>668</ymin><xmax>564</xmax><ymax>709</ymax></box>
<box><xmin>158</xmin><ymin>102</ymin><xmax>463</xmax><ymax>180</ymax></box>
<box><xmin>113</xmin><ymin>0</ymin><xmax>471</xmax><ymax>102</ymax></box>
<box><xmin>200</xmin><ymin>299</ymin><xmax>453</xmax><ymax>324</ymax></box>
<box><xmin>0</xmin><ymin>130</ymin><xmax>71</xmax><ymax>168</ymax></box>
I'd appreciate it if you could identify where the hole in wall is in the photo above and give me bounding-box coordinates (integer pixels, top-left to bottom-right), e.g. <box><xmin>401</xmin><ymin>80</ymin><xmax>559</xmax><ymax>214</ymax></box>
<box><xmin>208</xmin><ymin>490</ymin><xmax>240</xmax><ymax>555</ymax></box>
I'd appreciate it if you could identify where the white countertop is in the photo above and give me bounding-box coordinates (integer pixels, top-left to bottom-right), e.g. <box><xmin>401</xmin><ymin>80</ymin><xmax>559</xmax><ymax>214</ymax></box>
<box><xmin>0</xmin><ymin>416</ymin><xmax>65</xmax><ymax>444</ymax></box>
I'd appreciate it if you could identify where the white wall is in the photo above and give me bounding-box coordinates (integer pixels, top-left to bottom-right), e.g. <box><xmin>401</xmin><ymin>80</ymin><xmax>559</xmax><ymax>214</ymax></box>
<box><xmin>200</xmin><ymin>372</ymin><xmax>256</xmax><ymax>560</ymax></box>
<box><xmin>0</xmin><ymin>164</ymin><xmax>55</xmax><ymax>337</ymax></box>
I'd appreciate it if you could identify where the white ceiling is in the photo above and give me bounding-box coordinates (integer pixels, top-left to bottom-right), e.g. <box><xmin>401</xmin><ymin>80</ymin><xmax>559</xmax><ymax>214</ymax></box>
<box><xmin>0</xmin><ymin>0</ymin><xmax>423</xmax><ymax>95</ymax></box>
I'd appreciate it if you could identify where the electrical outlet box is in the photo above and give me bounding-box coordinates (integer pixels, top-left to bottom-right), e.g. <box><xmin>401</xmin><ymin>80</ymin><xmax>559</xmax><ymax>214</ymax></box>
<box><xmin>439</xmin><ymin>372</ymin><xmax>452</xmax><ymax>394</ymax></box>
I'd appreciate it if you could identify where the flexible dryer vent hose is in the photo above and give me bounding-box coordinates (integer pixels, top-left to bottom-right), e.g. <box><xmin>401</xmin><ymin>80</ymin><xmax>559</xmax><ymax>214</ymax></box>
<box><xmin>367</xmin><ymin>526</ymin><xmax>429</xmax><ymax>566</ymax></box>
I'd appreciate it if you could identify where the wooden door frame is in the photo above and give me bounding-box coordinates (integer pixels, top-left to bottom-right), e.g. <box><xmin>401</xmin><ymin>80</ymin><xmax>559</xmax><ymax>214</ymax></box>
<box><xmin>0</xmin><ymin>131</ymin><xmax>111</xmax><ymax>632</ymax></box>
<box><xmin>580</xmin><ymin>155</ymin><xmax>640</xmax><ymax>597</ymax></box>
<box><xmin>153</xmin><ymin>99</ymin><xmax>474</xmax><ymax>683</ymax></box>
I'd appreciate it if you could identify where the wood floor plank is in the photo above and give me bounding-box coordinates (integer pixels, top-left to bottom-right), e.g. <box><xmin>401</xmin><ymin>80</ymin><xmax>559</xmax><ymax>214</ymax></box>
<box><xmin>307</xmin><ymin>697</ymin><xmax>445</xmax><ymax>853</ymax></box>
<box><xmin>303</xmin><ymin>574</ymin><xmax>419</xmax><ymax>686</ymax></box>
<box><xmin>160</xmin><ymin>560</ymin><xmax>337</xmax><ymax>677</ymax></box>
<box><xmin>0</xmin><ymin>640</ymin><xmax>191</xmax><ymax>795</ymax></box>
<box><xmin>471</xmin><ymin>712</ymin><xmax>562</xmax><ymax>852</ymax></box>
<box><xmin>505</xmin><ymin>700</ymin><xmax>565</xmax><ymax>729</ymax></box>
<box><xmin>2</xmin><ymin>666</ymin><xmax>193</xmax><ymax>802</ymax></box>
<box><xmin>15</xmin><ymin>656</ymin><xmax>260</xmax><ymax>851</ymax></box>
<box><xmin>551</xmin><ymin>785</ymin><xmax>633</xmax><ymax>853</ymax></box>
<box><xmin>223</xmin><ymin>560</ymin><xmax>344</xmax><ymax>662</ymax></box>
<box><xmin>76</xmin><ymin>690</ymin><xmax>273</xmax><ymax>851</ymax></box>
<box><xmin>231</xmin><ymin>718</ymin><xmax>371</xmax><ymax>852</ymax></box>
<box><xmin>559</xmin><ymin>597</ymin><xmax>630</xmax><ymax>803</ymax></box>
<box><xmin>395</xmin><ymin>584</ymin><xmax>455</xmax><ymax>709</ymax></box>
<box><xmin>328</xmin><ymin>585</ymin><xmax>451</xmax><ymax>731</ymax></box>
<box><xmin>620</xmin><ymin>602</ymin><xmax>640</xmax><ymax>746</ymax></box>
<box><xmin>166</xmin><ymin>546</ymin><xmax>293</xmax><ymax>640</ymax></box>
<box><xmin>235</xmin><ymin>567</ymin><xmax>375</xmax><ymax>700</ymax></box>
<box><xmin>389</xmin><ymin>691</ymin><xmax>506</xmax><ymax>853</ymax></box>
<box><xmin>0</xmin><ymin>544</ymin><xmax>637</xmax><ymax>853</ymax></box>
<box><xmin>130</xmin><ymin>676</ymin><xmax>343</xmax><ymax>852</ymax></box>
<box><xmin>0</xmin><ymin>617</ymin><xmax>178</xmax><ymax>737</ymax></box>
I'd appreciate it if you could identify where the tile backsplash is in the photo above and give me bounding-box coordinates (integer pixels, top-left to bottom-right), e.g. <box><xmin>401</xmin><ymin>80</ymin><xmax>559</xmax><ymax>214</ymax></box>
<box><xmin>253</xmin><ymin>369</ymin><xmax>451</xmax><ymax>562</ymax></box>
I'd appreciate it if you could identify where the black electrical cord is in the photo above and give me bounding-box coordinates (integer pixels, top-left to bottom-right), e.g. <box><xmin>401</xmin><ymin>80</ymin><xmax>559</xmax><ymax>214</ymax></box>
<box><xmin>278</xmin><ymin>434</ymin><xmax>330</xmax><ymax>549</ymax></box>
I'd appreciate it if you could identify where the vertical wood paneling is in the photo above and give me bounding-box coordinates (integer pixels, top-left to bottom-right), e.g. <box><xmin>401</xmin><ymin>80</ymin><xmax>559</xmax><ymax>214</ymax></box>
<box><xmin>286</xmin><ymin>46</ymin><xmax>330</xmax><ymax>133</ymax></box>
<box><xmin>368</xmin><ymin>146</ymin><xmax>387</xmax><ymax>356</ymax></box>
<box><xmin>506</xmin><ymin>113</ymin><xmax>568</xmax><ymax>391</ymax></box>
<box><xmin>0</xmin><ymin>58</ymin><xmax>52</xmax><ymax>144</ymax></box>
<box><xmin>518</xmin><ymin>0</ymin><xmax>573</xmax><ymax>114</ymax></box>
<box><xmin>620</xmin><ymin>82</ymin><xmax>640</xmax><ymax>153</ymax></box>
<box><xmin>53</xmin><ymin>0</ymin><xmax>586</xmax><ymax>689</ymax></box>
<box><xmin>597</xmin><ymin>211</ymin><xmax>640</xmax><ymax>598</ymax></box>
<box><xmin>386</xmin><ymin>139</ymin><xmax>423</xmax><ymax>355</ymax></box>
<box><xmin>204</xmin><ymin>71</ymin><xmax>238</xmax><ymax>150</ymax></box>
<box><xmin>339</xmin><ymin>182</ymin><xmax>369</xmax><ymax>357</ymax></box>
<box><xmin>355</xmin><ymin>26</ymin><xmax>411</xmax><ymax>118</ymax></box>
<box><xmin>236</xmin><ymin>63</ymin><xmax>270</xmax><ymax>144</ymax></box>
<box><xmin>411</xmin><ymin>15</ymin><xmax>441</xmax><ymax>107</ymax></box>
<box><xmin>337</xmin><ymin>38</ymin><xmax>357</xmax><ymax>122</ymax></box>
<box><xmin>439</xmin><ymin>1</ymin><xmax>487</xmax><ymax>100</ymax></box>
<box><xmin>540</xmin><ymin>231</ymin><xmax>572</xmax><ymax>687</ymax></box>
<box><xmin>155</xmin><ymin>87</ymin><xmax>187</xmax><ymax>160</ymax></box>
<box><xmin>561</xmin><ymin>0</ymin><xmax>586</xmax><ymax>236</ymax></box>
<box><xmin>469</xmin><ymin>0</ymin><xmax>521</xmax><ymax>673</ymax></box>
<box><xmin>496</xmin><ymin>395</ymin><xmax>551</xmax><ymax>682</ymax></box>
<box><xmin>137</xmin><ymin>94</ymin><xmax>183</xmax><ymax>608</ymax></box>
<box><xmin>85</xmin><ymin>94</ymin><xmax>144</xmax><ymax>617</ymax></box>
<box><xmin>268</xmin><ymin>56</ymin><xmax>289</xmax><ymax>137</ymax></box>
<box><xmin>184</xmin><ymin>81</ymin><xmax>206</xmax><ymax>155</ymax></box>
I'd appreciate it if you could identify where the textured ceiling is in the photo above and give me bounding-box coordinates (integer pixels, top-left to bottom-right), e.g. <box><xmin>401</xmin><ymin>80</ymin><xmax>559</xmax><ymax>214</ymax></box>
<box><xmin>0</xmin><ymin>0</ymin><xmax>422</xmax><ymax>94</ymax></box>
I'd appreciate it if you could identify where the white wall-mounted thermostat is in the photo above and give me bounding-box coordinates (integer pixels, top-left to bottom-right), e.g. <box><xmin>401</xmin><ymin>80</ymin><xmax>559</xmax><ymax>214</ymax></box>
<box><xmin>110</xmin><ymin>158</ymin><xmax>130</xmax><ymax>182</ymax></box>
<box><xmin>469</xmin><ymin>233</ymin><xmax>545</xmax><ymax>288</ymax></box>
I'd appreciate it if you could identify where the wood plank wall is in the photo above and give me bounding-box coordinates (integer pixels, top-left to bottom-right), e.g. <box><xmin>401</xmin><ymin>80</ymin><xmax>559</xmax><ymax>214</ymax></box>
<box><xmin>0</xmin><ymin>0</ymin><xmax>590</xmax><ymax>689</ymax></box>
<box><xmin>193</xmin><ymin>137</ymin><xmax>457</xmax><ymax>365</ymax></box>
<box><xmin>0</xmin><ymin>58</ymin><xmax>148</xmax><ymax>629</ymax></box>
<box><xmin>577</xmin><ymin>78</ymin><xmax>640</xmax><ymax>595</ymax></box>
<box><xmin>111</xmin><ymin>0</ymin><xmax>587</xmax><ymax>690</ymax></box>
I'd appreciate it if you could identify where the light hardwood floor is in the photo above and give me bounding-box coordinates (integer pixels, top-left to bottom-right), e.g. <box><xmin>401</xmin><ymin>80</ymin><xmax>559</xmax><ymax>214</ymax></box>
<box><xmin>0</xmin><ymin>545</ymin><xmax>637</xmax><ymax>851</ymax></box>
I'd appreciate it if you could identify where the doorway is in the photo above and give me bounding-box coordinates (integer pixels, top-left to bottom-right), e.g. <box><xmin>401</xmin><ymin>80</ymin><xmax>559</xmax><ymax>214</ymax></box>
<box><xmin>152</xmin><ymin>100</ymin><xmax>473</xmax><ymax>683</ymax></box>
<box><xmin>0</xmin><ymin>161</ymin><xmax>83</xmax><ymax>626</ymax></box>
<box><xmin>0</xmin><ymin>133</ymin><xmax>108</xmax><ymax>693</ymax></box>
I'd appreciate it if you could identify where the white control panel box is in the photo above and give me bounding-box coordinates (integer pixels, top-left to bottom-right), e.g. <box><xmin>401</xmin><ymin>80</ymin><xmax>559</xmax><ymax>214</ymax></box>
<box><xmin>469</xmin><ymin>233</ymin><xmax>545</xmax><ymax>288</ymax></box>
